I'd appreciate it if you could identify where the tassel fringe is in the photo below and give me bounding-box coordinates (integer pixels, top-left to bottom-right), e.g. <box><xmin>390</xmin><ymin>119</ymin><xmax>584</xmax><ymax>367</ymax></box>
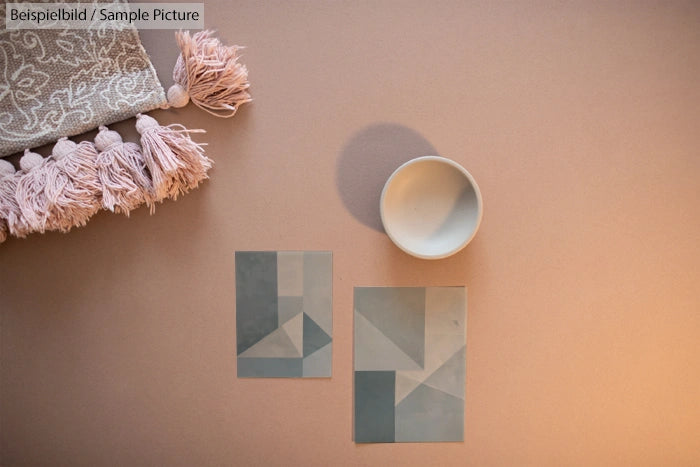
<box><xmin>168</xmin><ymin>30</ymin><xmax>252</xmax><ymax>117</ymax></box>
<box><xmin>15</xmin><ymin>149</ymin><xmax>64</xmax><ymax>233</ymax></box>
<box><xmin>95</xmin><ymin>126</ymin><xmax>154</xmax><ymax>216</ymax></box>
<box><xmin>49</xmin><ymin>139</ymin><xmax>103</xmax><ymax>232</ymax></box>
<box><xmin>136</xmin><ymin>113</ymin><xmax>212</xmax><ymax>202</ymax></box>
<box><xmin>1</xmin><ymin>114</ymin><xmax>212</xmax><ymax>243</ymax></box>
<box><xmin>2</xmin><ymin>30</ymin><xmax>249</xmax><ymax>243</ymax></box>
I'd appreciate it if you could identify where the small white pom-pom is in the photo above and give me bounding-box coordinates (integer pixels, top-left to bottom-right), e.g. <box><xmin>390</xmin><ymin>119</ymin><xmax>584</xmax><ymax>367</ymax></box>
<box><xmin>0</xmin><ymin>159</ymin><xmax>15</xmax><ymax>176</ymax></box>
<box><xmin>53</xmin><ymin>138</ymin><xmax>78</xmax><ymax>160</ymax></box>
<box><xmin>20</xmin><ymin>149</ymin><xmax>44</xmax><ymax>171</ymax></box>
<box><xmin>135</xmin><ymin>114</ymin><xmax>160</xmax><ymax>134</ymax></box>
<box><xmin>95</xmin><ymin>126</ymin><xmax>124</xmax><ymax>152</ymax></box>
<box><xmin>167</xmin><ymin>83</ymin><xmax>190</xmax><ymax>108</ymax></box>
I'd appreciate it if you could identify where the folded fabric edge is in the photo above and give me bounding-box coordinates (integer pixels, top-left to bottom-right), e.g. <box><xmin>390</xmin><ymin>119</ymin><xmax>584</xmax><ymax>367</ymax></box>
<box><xmin>0</xmin><ymin>8</ymin><xmax>167</xmax><ymax>159</ymax></box>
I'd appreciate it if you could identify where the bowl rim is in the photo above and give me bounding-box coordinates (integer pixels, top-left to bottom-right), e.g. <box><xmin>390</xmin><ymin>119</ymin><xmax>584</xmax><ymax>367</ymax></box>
<box><xmin>380</xmin><ymin>155</ymin><xmax>483</xmax><ymax>260</ymax></box>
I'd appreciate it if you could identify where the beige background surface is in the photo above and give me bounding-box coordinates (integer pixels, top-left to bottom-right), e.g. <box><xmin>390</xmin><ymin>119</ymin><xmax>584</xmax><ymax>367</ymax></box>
<box><xmin>2</xmin><ymin>1</ymin><xmax>699</xmax><ymax>465</ymax></box>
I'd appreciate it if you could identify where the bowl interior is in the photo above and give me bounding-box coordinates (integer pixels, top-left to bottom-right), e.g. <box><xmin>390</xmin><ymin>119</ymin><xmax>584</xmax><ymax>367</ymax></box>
<box><xmin>381</xmin><ymin>157</ymin><xmax>481</xmax><ymax>258</ymax></box>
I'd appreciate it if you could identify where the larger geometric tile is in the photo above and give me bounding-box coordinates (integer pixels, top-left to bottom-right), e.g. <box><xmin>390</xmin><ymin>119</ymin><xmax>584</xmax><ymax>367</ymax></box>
<box><xmin>236</xmin><ymin>251</ymin><xmax>332</xmax><ymax>377</ymax></box>
<box><xmin>353</xmin><ymin>286</ymin><xmax>466</xmax><ymax>443</ymax></box>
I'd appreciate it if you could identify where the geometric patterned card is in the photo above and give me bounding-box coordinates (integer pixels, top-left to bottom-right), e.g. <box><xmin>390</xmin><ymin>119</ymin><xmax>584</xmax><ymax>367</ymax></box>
<box><xmin>236</xmin><ymin>251</ymin><xmax>332</xmax><ymax>378</ymax></box>
<box><xmin>354</xmin><ymin>287</ymin><xmax>466</xmax><ymax>442</ymax></box>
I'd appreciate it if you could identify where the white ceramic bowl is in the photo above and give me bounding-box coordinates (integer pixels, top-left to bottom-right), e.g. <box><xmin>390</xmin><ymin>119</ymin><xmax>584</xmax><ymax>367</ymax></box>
<box><xmin>380</xmin><ymin>156</ymin><xmax>483</xmax><ymax>259</ymax></box>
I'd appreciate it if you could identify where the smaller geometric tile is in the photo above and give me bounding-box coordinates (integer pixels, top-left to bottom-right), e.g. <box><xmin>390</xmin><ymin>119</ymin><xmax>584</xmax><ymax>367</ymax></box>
<box><xmin>236</xmin><ymin>251</ymin><xmax>332</xmax><ymax>378</ymax></box>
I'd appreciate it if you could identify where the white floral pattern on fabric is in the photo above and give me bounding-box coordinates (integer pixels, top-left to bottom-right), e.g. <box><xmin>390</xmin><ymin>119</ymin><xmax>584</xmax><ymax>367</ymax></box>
<box><xmin>0</xmin><ymin>1</ymin><xmax>166</xmax><ymax>157</ymax></box>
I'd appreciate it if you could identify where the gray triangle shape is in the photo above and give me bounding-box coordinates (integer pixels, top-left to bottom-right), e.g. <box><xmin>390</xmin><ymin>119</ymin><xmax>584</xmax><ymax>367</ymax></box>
<box><xmin>354</xmin><ymin>287</ymin><xmax>425</xmax><ymax>368</ymax></box>
<box><xmin>303</xmin><ymin>313</ymin><xmax>332</xmax><ymax>357</ymax></box>
<box><xmin>354</xmin><ymin>311</ymin><xmax>422</xmax><ymax>371</ymax></box>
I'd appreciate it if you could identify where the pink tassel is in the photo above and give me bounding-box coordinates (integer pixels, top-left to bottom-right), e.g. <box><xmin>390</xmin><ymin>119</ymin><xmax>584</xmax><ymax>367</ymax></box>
<box><xmin>8</xmin><ymin>153</ymin><xmax>43</xmax><ymax>237</ymax></box>
<box><xmin>15</xmin><ymin>149</ymin><xmax>63</xmax><ymax>234</ymax></box>
<box><xmin>136</xmin><ymin>113</ymin><xmax>212</xmax><ymax>202</ymax></box>
<box><xmin>167</xmin><ymin>30</ymin><xmax>251</xmax><ymax>117</ymax></box>
<box><xmin>49</xmin><ymin>139</ymin><xmax>103</xmax><ymax>232</ymax></box>
<box><xmin>17</xmin><ymin>140</ymin><xmax>102</xmax><ymax>234</ymax></box>
<box><xmin>0</xmin><ymin>159</ymin><xmax>21</xmax><ymax>242</ymax></box>
<box><xmin>95</xmin><ymin>126</ymin><xmax>154</xmax><ymax>216</ymax></box>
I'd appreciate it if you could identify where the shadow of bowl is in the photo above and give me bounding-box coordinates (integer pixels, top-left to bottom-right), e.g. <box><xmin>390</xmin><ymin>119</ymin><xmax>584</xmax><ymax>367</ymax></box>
<box><xmin>336</xmin><ymin>123</ymin><xmax>438</xmax><ymax>232</ymax></box>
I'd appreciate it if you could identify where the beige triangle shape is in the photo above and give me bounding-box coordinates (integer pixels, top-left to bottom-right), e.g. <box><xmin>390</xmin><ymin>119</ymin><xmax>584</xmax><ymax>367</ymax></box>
<box><xmin>238</xmin><ymin>325</ymin><xmax>301</xmax><ymax>358</ymax></box>
<box><xmin>282</xmin><ymin>312</ymin><xmax>303</xmax><ymax>358</ymax></box>
<box><xmin>395</xmin><ymin>372</ymin><xmax>423</xmax><ymax>406</ymax></box>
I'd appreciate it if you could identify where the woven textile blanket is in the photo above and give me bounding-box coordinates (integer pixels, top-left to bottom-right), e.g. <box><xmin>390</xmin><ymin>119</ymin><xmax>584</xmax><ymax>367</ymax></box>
<box><xmin>0</xmin><ymin>1</ymin><xmax>166</xmax><ymax>158</ymax></box>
